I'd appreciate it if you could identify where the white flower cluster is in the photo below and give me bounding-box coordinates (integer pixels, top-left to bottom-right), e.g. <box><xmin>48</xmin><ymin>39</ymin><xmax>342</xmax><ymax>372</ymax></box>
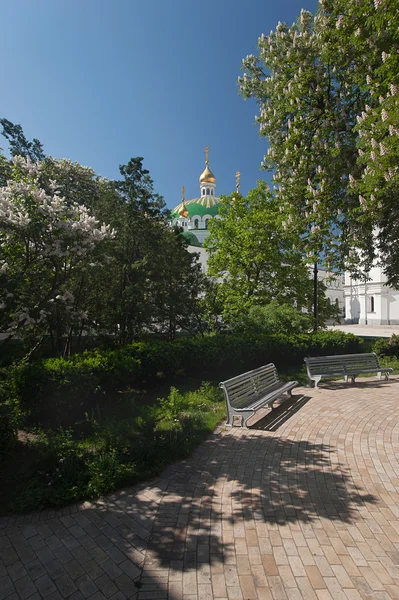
<box><xmin>0</xmin><ymin>156</ymin><xmax>117</xmax><ymax>334</ymax></box>
<box><xmin>0</xmin><ymin>156</ymin><xmax>115</xmax><ymax>254</ymax></box>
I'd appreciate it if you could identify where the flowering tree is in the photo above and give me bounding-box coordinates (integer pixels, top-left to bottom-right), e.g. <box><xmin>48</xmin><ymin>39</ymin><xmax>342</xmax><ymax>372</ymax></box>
<box><xmin>0</xmin><ymin>123</ymin><xmax>208</xmax><ymax>352</ymax></box>
<box><xmin>239</xmin><ymin>0</ymin><xmax>399</xmax><ymax>284</ymax></box>
<box><xmin>0</xmin><ymin>155</ymin><xmax>114</xmax><ymax>350</ymax></box>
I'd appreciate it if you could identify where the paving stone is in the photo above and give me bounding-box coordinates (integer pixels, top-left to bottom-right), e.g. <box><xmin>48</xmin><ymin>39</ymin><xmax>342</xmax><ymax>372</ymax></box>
<box><xmin>109</xmin><ymin>593</ymin><xmax>127</xmax><ymax>600</ymax></box>
<box><xmin>0</xmin><ymin>546</ymin><xmax>18</xmax><ymax>566</ymax></box>
<box><xmin>7</xmin><ymin>560</ymin><xmax>27</xmax><ymax>582</ymax></box>
<box><xmin>119</xmin><ymin>559</ymin><xmax>141</xmax><ymax>581</ymax></box>
<box><xmin>59</xmin><ymin>557</ymin><xmax>84</xmax><ymax>582</ymax></box>
<box><xmin>75</xmin><ymin>573</ymin><xmax>98</xmax><ymax>597</ymax></box>
<box><xmin>45</xmin><ymin>558</ymin><xmax>66</xmax><ymax>579</ymax></box>
<box><xmin>13</xmin><ymin>574</ymin><xmax>36</xmax><ymax>599</ymax></box>
<box><xmin>82</xmin><ymin>559</ymin><xmax>104</xmax><ymax>580</ymax></box>
<box><xmin>35</xmin><ymin>573</ymin><xmax>57</xmax><ymax>597</ymax></box>
<box><xmin>106</xmin><ymin>547</ymin><xmax>127</xmax><ymax>565</ymax></box>
<box><xmin>61</xmin><ymin>536</ymin><xmax>81</xmax><ymax>551</ymax></box>
<box><xmin>53</xmin><ymin>546</ymin><xmax>74</xmax><ymax>565</ymax></box>
<box><xmin>55</xmin><ymin>573</ymin><xmax>78</xmax><ymax>597</ymax></box>
<box><xmin>69</xmin><ymin>545</ymin><xmax>91</xmax><ymax>565</ymax></box>
<box><xmin>116</xmin><ymin>574</ymin><xmax>137</xmax><ymax>597</ymax></box>
<box><xmin>88</xmin><ymin>593</ymin><xmax>108</xmax><ymax>600</ymax></box>
<box><xmin>35</xmin><ymin>545</ymin><xmax>56</xmax><ymax>565</ymax></box>
<box><xmin>95</xmin><ymin>573</ymin><xmax>118</xmax><ymax>597</ymax></box>
<box><xmin>0</xmin><ymin>576</ymin><xmax>15</xmax><ymax>600</ymax></box>
<box><xmin>101</xmin><ymin>559</ymin><xmax>123</xmax><ymax>580</ymax></box>
<box><xmin>15</xmin><ymin>546</ymin><xmax>36</xmax><ymax>564</ymax></box>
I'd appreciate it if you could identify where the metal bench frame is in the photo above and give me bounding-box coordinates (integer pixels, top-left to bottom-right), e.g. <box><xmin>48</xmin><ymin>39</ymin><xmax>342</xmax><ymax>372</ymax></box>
<box><xmin>219</xmin><ymin>363</ymin><xmax>297</xmax><ymax>428</ymax></box>
<box><xmin>304</xmin><ymin>352</ymin><xmax>393</xmax><ymax>389</ymax></box>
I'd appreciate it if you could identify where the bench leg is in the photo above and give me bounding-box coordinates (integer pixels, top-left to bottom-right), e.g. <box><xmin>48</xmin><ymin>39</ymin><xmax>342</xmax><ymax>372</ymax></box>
<box><xmin>351</xmin><ymin>374</ymin><xmax>357</xmax><ymax>384</ymax></box>
<box><xmin>312</xmin><ymin>376</ymin><xmax>321</xmax><ymax>389</ymax></box>
<box><xmin>226</xmin><ymin>407</ymin><xmax>255</xmax><ymax>428</ymax></box>
<box><xmin>241</xmin><ymin>410</ymin><xmax>255</xmax><ymax>429</ymax></box>
<box><xmin>385</xmin><ymin>372</ymin><xmax>389</xmax><ymax>381</ymax></box>
<box><xmin>225</xmin><ymin>402</ymin><xmax>233</xmax><ymax>427</ymax></box>
<box><xmin>377</xmin><ymin>371</ymin><xmax>382</xmax><ymax>380</ymax></box>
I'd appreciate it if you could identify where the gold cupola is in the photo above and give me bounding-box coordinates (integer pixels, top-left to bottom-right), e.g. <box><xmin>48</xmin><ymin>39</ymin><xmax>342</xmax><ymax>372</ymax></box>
<box><xmin>199</xmin><ymin>146</ymin><xmax>216</xmax><ymax>184</ymax></box>
<box><xmin>178</xmin><ymin>186</ymin><xmax>189</xmax><ymax>218</ymax></box>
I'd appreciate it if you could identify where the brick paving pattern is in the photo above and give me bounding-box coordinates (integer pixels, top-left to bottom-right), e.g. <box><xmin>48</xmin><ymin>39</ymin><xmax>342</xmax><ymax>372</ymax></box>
<box><xmin>1</xmin><ymin>377</ymin><xmax>399</xmax><ymax>599</ymax></box>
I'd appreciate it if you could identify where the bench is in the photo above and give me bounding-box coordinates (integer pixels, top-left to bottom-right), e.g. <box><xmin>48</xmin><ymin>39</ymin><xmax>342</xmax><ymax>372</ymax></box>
<box><xmin>219</xmin><ymin>363</ymin><xmax>297</xmax><ymax>428</ymax></box>
<box><xmin>304</xmin><ymin>352</ymin><xmax>393</xmax><ymax>388</ymax></box>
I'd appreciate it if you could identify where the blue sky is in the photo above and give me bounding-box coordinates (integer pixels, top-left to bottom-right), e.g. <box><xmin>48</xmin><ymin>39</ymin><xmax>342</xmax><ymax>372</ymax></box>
<box><xmin>1</xmin><ymin>0</ymin><xmax>317</xmax><ymax>210</ymax></box>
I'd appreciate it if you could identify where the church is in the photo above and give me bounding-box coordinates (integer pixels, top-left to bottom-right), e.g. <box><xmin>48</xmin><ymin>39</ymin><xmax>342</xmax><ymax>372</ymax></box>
<box><xmin>170</xmin><ymin>148</ymin><xmax>345</xmax><ymax>315</ymax></box>
<box><xmin>170</xmin><ymin>146</ymin><xmax>221</xmax><ymax>274</ymax></box>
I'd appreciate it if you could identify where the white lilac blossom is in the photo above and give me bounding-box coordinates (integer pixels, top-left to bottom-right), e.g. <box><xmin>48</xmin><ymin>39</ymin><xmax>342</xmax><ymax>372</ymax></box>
<box><xmin>0</xmin><ymin>156</ymin><xmax>115</xmax><ymax>336</ymax></box>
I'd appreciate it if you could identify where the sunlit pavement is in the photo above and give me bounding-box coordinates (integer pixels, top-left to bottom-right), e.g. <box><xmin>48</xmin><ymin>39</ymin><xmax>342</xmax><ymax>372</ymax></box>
<box><xmin>2</xmin><ymin>377</ymin><xmax>399</xmax><ymax>599</ymax></box>
<box><xmin>328</xmin><ymin>323</ymin><xmax>399</xmax><ymax>338</ymax></box>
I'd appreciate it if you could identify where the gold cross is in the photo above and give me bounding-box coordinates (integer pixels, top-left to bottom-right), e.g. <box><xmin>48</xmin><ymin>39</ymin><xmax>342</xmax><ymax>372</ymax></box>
<box><xmin>235</xmin><ymin>170</ymin><xmax>241</xmax><ymax>191</ymax></box>
<box><xmin>181</xmin><ymin>185</ymin><xmax>185</xmax><ymax>201</ymax></box>
<box><xmin>205</xmin><ymin>146</ymin><xmax>210</xmax><ymax>164</ymax></box>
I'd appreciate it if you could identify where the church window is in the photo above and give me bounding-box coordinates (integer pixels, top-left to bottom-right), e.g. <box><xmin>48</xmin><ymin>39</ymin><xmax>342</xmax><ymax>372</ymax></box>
<box><xmin>211</xmin><ymin>189</ymin><xmax>214</xmax><ymax>196</ymax></box>
<box><xmin>207</xmin><ymin>188</ymin><xmax>210</xmax><ymax>195</ymax></box>
<box><xmin>202</xmin><ymin>188</ymin><xmax>205</xmax><ymax>196</ymax></box>
<box><xmin>205</xmin><ymin>219</ymin><xmax>209</xmax><ymax>229</ymax></box>
<box><xmin>194</xmin><ymin>218</ymin><xmax>199</xmax><ymax>229</ymax></box>
<box><xmin>369</xmin><ymin>296</ymin><xmax>375</xmax><ymax>312</ymax></box>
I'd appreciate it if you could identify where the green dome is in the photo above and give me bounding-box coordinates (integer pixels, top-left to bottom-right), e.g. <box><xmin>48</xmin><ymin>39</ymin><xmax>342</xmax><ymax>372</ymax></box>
<box><xmin>171</xmin><ymin>196</ymin><xmax>222</xmax><ymax>219</ymax></box>
<box><xmin>181</xmin><ymin>231</ymin><xmax>202</xmax><ymax>247</ymax></box>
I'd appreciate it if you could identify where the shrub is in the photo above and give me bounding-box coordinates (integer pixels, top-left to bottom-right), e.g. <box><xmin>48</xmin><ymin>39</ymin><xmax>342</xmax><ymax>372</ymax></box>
<box><xmin>235</xmin><ymin>303</ymin><xmax>313</xmax><ymax>335</ymax></box>
<box><xmin>373</xmin><ymin>335</ymin><xmax>399</xmax><ymax>358</ymax></box>
<box><xmin>0</xmin><ymin>403</ymin><xmax>18</xmax><ymax>460</ymax></box>
<box><xmin>7</xmin><ymin>349</ymin><xmax>141</xmax><ymax>425</ymax></box>
<box><xmin>10</xmin><ymin>383</ymin><xmax>225</xmax><ymax>512</ymax></box>
<box><xmin>4</xmin><ymin>329</ymin><xmax>364</xmax><ymax>425</ymax></box>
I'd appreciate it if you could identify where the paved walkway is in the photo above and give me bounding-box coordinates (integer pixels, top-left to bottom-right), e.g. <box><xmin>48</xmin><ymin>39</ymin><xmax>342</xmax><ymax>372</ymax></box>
<box><xmin>2</xmin><ymin>378</ymin><xmax>399</xmax><ymax>600</ymax></box>
<box><xmin>328</xmin><ymin>324</ymin><xmax>399</xmax><ymax>338</ymax></box>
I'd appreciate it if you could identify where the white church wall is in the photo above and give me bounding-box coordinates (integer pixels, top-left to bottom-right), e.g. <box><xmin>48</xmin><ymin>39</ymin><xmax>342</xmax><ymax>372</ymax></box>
<box><xmin>388</xmin><ymin>290</ymin><xmax>399</xmax><ymax>323</ymax></box>
<box><xmin>344</xmin><ymin>275</ymin><xmax>399</xmax><ymax>325</ymax></box>
<box><xmin>314</xmin><ymin>270</ymin><xmax>345</xmax><ymax>316</ymax></box>
<box><xmin>187</xmin><ymin>245</ymin><xmax>208</xmax><ymax>273</ymax></box>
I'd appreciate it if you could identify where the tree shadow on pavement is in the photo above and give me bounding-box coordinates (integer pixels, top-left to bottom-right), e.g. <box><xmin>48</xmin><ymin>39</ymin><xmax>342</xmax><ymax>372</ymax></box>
<box><xmin>1</xmin><ymin>393</ymin><xmax>379</xmax><ymax>600</ymax></box>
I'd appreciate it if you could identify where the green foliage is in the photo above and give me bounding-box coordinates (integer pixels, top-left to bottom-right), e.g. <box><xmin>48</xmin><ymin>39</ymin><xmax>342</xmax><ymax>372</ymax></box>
<box><xmin>373</xmin><ymin>334</ymin><xmax>399</xmax><ymax>358</ymax></box>
<box><xmin>239</xmin><ymin>0</ymin><xmax>399</xmax><ymax>283</ymax></box>
<box><xmin>235</xmin><ymin>303</ymin><xmax>313</xmax><ymax>335</ymax></box>
<box><xmin>1</xmin><ymin>329</ymin><xmax>367</xmax><ymax>513</ymax></box>
<box><xmin>157</xmin><ymin>382</ymin><xmax>220</xmax><ymax>422</ymax></box>
<box><xmin>0</xmin><ymin>403</ymin><xmax>18</xmax><ymax>460</ymax></box>
<box><xmin>7</xmin><ymin>349</ymin><xmax>141</xmax><ymax>425</ymax></box>
<box><xmin>204</xmin><ymin>184</ymin><xmax>314</xmax><ymax>322</ymax></box>
<box><xmin>0</xmin><ymin>118</ymin><xmax>45</xmax><ymax>161</ymax></box>
<box><xmin>6</xmin><ymin>330</ymin><xmax>364</xmax><ymax>428</ymax></box>
<box><xmin>0</xmin><ymin>130</ymin><xmax>205</xmax><ymax>357</ymax></box>
<box><xmin>7</xmin><ymin>383</ymin><xmax>224</xmax><ymax>513</ymax></box>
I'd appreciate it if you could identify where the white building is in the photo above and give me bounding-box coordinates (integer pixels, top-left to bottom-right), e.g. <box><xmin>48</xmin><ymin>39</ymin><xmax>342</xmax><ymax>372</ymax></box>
<box><xmin>318</xmin><ymin>269</ymin><xmax>345</xmax><ymax>317</ymax></box>
<box><xmin>344</xmin><ymin>265</ymin><xmax>399</xmax><ymax>325</ymax></box>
